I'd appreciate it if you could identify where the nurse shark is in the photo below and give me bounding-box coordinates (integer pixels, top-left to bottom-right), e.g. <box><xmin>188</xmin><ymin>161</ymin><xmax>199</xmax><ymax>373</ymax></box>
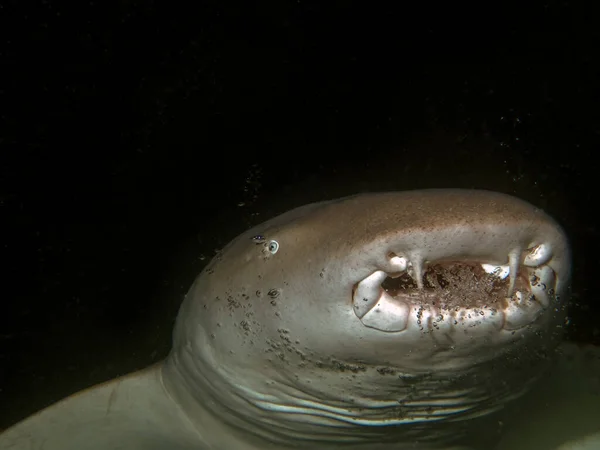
<box><xmin>1</xmin><ymin>189</ymin><xmax>598</xmax><ymax>449</ymax></box>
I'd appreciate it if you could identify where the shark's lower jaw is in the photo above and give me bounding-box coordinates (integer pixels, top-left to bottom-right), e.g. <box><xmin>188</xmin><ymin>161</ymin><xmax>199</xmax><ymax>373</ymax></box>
<box><xmin>353</xmin><ymin>247</ymin><xmax>560</xmax><ymax>334</ymax></box>
<box><xmin>166</xmin><ymin>341</ymin><xmax>529</xmax><ymax>449</ymax></box>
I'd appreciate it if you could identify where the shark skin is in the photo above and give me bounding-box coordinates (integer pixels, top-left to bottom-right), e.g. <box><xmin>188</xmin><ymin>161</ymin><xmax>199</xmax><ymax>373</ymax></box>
<box><xmin>2</xmin><ymin>189</ymin><xmax>597</xmax><ymax>450</ymax></box>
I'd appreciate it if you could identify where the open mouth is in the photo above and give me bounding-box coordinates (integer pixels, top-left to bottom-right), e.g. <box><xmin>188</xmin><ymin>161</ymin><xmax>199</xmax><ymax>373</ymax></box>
<box><xmin>353</xmin><ymin>246</ymin><xmax>559</xmax><ymax>333</ymax></box>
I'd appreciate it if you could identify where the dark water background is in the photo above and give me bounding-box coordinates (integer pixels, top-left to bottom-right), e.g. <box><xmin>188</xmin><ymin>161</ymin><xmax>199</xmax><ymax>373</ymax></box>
<box><xmin>1</xmin><ymin>0</ymin><xmax>598</xmax><ymax>431</ymax></box>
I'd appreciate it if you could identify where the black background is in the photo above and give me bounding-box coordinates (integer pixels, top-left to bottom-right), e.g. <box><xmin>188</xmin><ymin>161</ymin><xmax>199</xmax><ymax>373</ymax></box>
<box><xmin>1</xmin><ymin>0</ymin><xmax>599</xmax><ymax>431</ymax></box>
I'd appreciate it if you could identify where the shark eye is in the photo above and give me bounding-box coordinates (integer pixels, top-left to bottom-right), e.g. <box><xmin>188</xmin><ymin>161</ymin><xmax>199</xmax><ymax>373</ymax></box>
<box><xmin>267</xmin><ymin>240</ymin><xmax>279</xmax><ymax>254</ymax></box>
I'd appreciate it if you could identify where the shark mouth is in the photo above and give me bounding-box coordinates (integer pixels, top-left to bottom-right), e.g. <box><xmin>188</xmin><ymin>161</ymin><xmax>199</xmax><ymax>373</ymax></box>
<box><xmin>353</xmin><ymin>245</ymin><xmax>559</xmax><ymax>333</ymax></box>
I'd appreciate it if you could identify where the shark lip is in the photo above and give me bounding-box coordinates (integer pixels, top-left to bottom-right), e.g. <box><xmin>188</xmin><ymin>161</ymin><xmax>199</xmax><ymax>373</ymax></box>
<box><xmin>352</xmin><ymin>252</ymin><xmax>559</xmax><ymax>333</ymax></box>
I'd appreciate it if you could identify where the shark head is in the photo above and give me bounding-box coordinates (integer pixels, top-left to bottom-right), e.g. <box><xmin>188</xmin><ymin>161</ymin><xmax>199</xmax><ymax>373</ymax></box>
<box><xmin>163</xmin><ymin>189</ymin><xmax>571</xmax><ymax>448</ymax></box>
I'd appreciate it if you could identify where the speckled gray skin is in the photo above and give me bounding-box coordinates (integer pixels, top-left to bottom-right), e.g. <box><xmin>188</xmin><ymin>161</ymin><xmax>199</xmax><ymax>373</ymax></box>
<box><xmin>0</xmin><ymin>190</ymin><xmax>575</xmax><ymax>450</ymax></box>
<box><xmin>165</xmin><ymin>189</ymin><xmax>571</xmax><ymax>449</ymax></box>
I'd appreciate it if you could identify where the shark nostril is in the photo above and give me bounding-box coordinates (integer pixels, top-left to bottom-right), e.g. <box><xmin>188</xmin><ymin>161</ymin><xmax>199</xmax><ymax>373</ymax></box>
<box><xmin>352</xmin><ymin>271</ymin><xmax>387</xmax><ymax>319</ymax></box>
